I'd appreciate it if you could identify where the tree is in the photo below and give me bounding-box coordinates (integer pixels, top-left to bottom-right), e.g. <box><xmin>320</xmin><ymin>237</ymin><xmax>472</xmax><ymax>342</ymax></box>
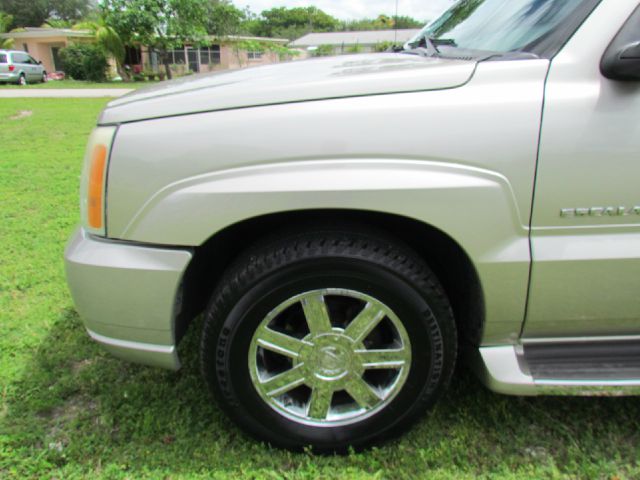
<box><xmin>204</xmin><ymin>1</ymin><xmax>245</xmax><ymax>37</ymax></box>
<box><xmin>74</xmin><ymin>19</ymin><xmax>128</xmax><ymax>80</ymax></box>
<box><xmin>394</xmin><ymin>15</ymin><xmax>424</xmax><ymax>29</ymax></box>
<box><xmin>247</xmin><ymin>6</ymin><xmax>339</xmax><ymax>40</ymax></box>
<box><xmin>0</xmin><ymin>12</ymin><xmax>14</xmax><ymax>49</ymax></box>
<box><xmin>102</xmin><ymin>0</ymin><xmax>209</xmax><ymax>80</ymax></box>
<box><xmin>0</xmin><ymin>0</ymin><xmax>93</xmax><ymax>28</ymax></box>
<box><xmin>340</xmin><ymin>14</ymin><xmax>423</xmax><ymax>31</ymax></box>
<box><xmin>60</xmin><ymin>43</ymin><xmax>109</xmax><ymax>81</ymax></box>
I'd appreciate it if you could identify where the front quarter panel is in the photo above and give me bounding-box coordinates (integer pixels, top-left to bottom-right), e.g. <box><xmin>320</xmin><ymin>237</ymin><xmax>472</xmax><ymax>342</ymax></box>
<box><xmin>106</xmin><ymin>59</ymin><xmax>550</xmax><ymax>345</ymax></box>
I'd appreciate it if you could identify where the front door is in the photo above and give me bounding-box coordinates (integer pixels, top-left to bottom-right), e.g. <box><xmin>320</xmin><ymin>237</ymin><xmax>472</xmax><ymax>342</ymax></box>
<box><xmin>525</xmin><ymin>3</ymin><xmax>640</xmax><ymax>339</ymax></box>
<box><xmin>187</xmin><ymin>48</ymin><xmax>199</xmax><ymax>73</ymax></box>
<box><xmin>51</xmin><ymin>47</ymin><xmax>62</xmax><ymax>71</ymax></box>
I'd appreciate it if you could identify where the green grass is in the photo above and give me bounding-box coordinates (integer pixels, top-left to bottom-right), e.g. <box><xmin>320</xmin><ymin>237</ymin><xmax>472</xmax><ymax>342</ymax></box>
<box><xmin>0</xmin><ymin>79</ymin><xmax>153</xmax><ymax>89</ymax></box>
<box><xmin>1</xmin><ymin>99</ymin><xmax>639</xmax><ymax>479</ymax></box>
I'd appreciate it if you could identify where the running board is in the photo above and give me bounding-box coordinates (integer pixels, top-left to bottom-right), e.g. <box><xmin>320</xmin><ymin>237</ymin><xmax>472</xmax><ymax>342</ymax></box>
<box><xmin>474</xmin><ymin>341</ymin><xmax>640</xmax><ymax>396</ymax></box>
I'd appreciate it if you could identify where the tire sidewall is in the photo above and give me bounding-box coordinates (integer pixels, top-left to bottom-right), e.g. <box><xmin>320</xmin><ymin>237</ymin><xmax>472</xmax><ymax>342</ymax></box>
<box><xmin>205</xmin><ymin>256</ymin><xmax>454</xmax><ymax>450</ymax></box>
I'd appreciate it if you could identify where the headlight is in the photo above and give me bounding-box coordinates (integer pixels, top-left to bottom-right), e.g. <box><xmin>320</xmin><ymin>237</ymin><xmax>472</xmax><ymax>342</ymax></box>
<box><xmin>80</xmin><ymin>127</ymin><xmax>117</xmax><ymax>235</ymax></box>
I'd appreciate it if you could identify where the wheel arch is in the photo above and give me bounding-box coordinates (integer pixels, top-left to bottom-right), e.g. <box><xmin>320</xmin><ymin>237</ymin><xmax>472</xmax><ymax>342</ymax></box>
<box><xmin>175</xmin><ymin>209</ymin><xmax>485</xmax><ymax>349</ymax></box>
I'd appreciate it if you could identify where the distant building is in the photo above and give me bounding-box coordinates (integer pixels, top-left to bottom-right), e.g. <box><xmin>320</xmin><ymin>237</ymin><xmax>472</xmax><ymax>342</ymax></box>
<box><xmin>1</xmin><ymin>28</ymin><xmax>292</xmax><ymax>77</ymax></box>
<box><xmin>0</xmin><ymin>27</ymin><xmax>93</xmax><ymax>73</ymax></box>
<box><xmin>133</xmin><ymin>36</ymin><xmax>291</xmax><ymax>76</ymax></box>
<box><xmin>290</xmin><ymin>29</ymin><xmax>421</xmax><ymax>55</ymax></box>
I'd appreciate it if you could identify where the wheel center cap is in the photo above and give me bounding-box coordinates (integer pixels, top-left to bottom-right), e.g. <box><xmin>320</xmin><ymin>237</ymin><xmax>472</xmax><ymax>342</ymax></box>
<box><xmin>318</xmin><ymin>346</ymin><xmax>347</xmax><ymax>375</ymax></box>
<box><xmin>303</xmin><ymin>334</ymin><xmax>355</xmax><ymax>380</ymax></box>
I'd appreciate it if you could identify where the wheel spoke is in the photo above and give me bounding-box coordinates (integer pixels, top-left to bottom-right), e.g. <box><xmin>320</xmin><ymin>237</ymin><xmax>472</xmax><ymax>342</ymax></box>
<box><xmin>344</xmin><ymin>302</ymin><xmax>386</xmax><ymax>342</ymax></box>
<box><xmin>255</xmin><ymin>326</ymin><xmax>305</xmax><ymax>358</ymax></box>
<box><xmin>345</xmin><ymin>376</ymin><xmax>381</xmax><ymax>409</ymax></box>
<box><xmin>307</xmin><ymin>387</ymin><xmax>333</xmax><ymax>420</ymax></box>
<box><xmin>355</xmin><ymin>348</ymin><xmax>408</xmax><ymax>369</ymax></box>
<box><xmin>301</xmin><ymin>294</ymin><xmax>333</xmax><ymax>335</ymax></box>
<box><xmin>259</xmin><ymin>364</ymin><xmax>306</xmax><ymax>397</ymax></box>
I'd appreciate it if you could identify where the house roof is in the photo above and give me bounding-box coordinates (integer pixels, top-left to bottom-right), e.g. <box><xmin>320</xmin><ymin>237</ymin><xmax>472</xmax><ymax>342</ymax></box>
<box><xmin>0</xmin><ymin>27</ymin><xmax>92</xmax><ymax>39</ymax></box>
<box><xmin>0</xmin><ymin>29</ymin><xmax>288</xmax><ymax>44</ymax></box>
<box><xmin>221</xmin><ymin>35</ymin><xmax>289</xmax><ymax>44</ymax></box>
<box><xmin>290</xmin><ymin>29</ymin><xmax>421</xmax><ymax>48</ymax></box>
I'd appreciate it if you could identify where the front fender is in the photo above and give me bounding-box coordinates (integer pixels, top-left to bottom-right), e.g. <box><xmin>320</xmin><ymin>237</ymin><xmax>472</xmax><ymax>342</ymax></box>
<box><xmin>121</xmin><ymin>158</ymin><xmax>524</xmax><ymax>251</ymax></box>
<box><xmin>116</xmin><ymin>158</ymin><xmax>530</xmax><ymax>346</ymax></box>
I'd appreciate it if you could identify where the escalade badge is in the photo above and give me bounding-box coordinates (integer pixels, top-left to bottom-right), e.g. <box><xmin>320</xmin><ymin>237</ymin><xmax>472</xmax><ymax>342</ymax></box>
<box><xmin>560</xmin><ymin>206</ymin><xmax>640</xmax><ymax>217</ymax></box>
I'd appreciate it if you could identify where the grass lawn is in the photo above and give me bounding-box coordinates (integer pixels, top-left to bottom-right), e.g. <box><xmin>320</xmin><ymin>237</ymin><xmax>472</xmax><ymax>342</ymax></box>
<box><xmin>1</xmin><ymin>99</ymin><xmax>639</xmax><ymax>479</ymax></box>
<box><xmin>0</xmin><ymin>79</ymin><xmax>154</xmax><ymax>89</ymax></box>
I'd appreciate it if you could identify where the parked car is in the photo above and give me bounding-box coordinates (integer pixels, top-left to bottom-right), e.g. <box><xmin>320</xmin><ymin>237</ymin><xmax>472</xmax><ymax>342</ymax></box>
<box><xmin>65</xmin><ymin>0</ymin><xmax>640</xmax><ymax>451</ymax></box>
<box><xmin>0</xmin><ymin>50</ymin><xmax>47</xmax><ymax>85</ymax></box>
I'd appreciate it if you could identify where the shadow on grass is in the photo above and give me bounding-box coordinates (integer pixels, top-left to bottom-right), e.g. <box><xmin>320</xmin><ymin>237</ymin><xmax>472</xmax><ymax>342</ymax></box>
<box><xmin>3</xmin><ymin>308</ymin><xmax>640</xmax><ymax>477</ymax></box>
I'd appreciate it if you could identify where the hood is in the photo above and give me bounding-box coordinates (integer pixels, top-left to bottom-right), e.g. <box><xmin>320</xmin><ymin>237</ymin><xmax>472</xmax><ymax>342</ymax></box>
<box><xmin>99</xmin><ymin>53</ymin><xmax>476</xmax><ymax>125</ymax></box>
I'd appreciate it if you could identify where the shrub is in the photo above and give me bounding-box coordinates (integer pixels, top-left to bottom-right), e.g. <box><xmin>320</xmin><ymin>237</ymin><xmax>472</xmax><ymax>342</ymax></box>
<box><xmin>60</xmin><ymin>43</ymin><xmax>109</xmax><ymax>82</ymax></box>
<box><xmin>312</xmin><ymin>44</ymin><xmax>334</xmax><ymax>57</ymax></box>
<box><xmin>374</xmin><ymin>41</ymin><xmax>396</xmax><ymax>52</ymax></box>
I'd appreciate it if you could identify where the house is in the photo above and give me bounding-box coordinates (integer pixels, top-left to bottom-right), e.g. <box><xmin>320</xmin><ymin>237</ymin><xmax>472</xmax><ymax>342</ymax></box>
<box><xmin>1</xmin><ymin>28</ymin><xmax>292</xmax><ymax>77</ymax></box>
<box><xmin>290</xmin><ymin>29</ymin><xmax>422</xmax><ymax>55</ymax></box>
<box><xmin>130</xmin><ymin>35</ymin><xmax>292</xmax><ymax>76</ymax></box>
<box><xmin>0</xmin><ymin>27</ymin><xmax>93</xmax><ymax>73</ymax></box>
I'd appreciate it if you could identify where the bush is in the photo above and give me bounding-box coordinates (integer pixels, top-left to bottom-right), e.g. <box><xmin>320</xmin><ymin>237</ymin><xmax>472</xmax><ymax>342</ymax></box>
<box><xmin>59</xmin><ymin>43</ymin><xmax>108</xmax><ymax>82</ymax></box>
<box><xmin>374</xmin><ymin>41</ymin><xmax>396</xmax><ymax>52</ymax></box>
<box><xmin>312</xmin><ymin>44</ymin><xmax>334</xmax><ymax>57</ymax></box>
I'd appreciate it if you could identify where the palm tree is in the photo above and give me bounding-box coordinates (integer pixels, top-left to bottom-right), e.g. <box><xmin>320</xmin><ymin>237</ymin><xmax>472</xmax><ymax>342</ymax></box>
<box><xmin>73</xmin><ymin>20</ymin><xmax>129</xmax><ymax>80</ymax></box>
<box><xmin>0</xmin><ymin>12</ymin><xmax>15</xmax><ymax>49</ymax></box>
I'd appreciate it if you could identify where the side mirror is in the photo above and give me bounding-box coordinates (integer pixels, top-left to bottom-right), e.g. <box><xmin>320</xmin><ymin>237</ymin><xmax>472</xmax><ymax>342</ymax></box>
<box><xmin>601</xmin><ymin>41</ymin><xmax>640</xmax><ymax>81</ymax></box>
<box><xmin>37</xmin><ymin>60</ymin><xmax>42</xmax><ymax>65</ymax></box>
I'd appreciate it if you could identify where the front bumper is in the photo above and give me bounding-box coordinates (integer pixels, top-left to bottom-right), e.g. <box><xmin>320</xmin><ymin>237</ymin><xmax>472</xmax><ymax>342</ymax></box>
<box><xmin>64</xmin><ymin>228</ymin><xmax>192</xmax><ymax>370</ymax></box>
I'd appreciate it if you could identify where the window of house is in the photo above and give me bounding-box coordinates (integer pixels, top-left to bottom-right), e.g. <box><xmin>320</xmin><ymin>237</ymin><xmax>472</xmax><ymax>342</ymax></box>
<box><xmin>172</xmin><ymin>48</ymin><xmax>186</xmax><ymax>64</ymax></box>
<box><xmin>199</xmin><ymin>47</ymin><xmax>210</xmax><ymax>64</ymax></box>
<box><xmin>23</xmin><ymin>43</ymin><xmax>28</xmax><ymax>53</ymax></box>
<box><xmin>124</xmin><ymin>46</ymin><xmax>142</xmax><ymax>65</ymax></box>
<box><xmin>210</xmin><ymin>45</ymin><xmax>221</xmax><ymax>64</ymax></box>
<box><xmin>247</xmin><ymin>50</ymin><xmax>263</xmax><ymax>60</ymax></box>
<box><xmin>198</xmin><ymin>45</ymin><xmax>221</xmax><ymax>65</ymax></box>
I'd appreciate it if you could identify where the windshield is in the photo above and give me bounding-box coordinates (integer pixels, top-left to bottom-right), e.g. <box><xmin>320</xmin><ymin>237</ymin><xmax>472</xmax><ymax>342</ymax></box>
<box><xmin>409</xmin><ymin>0</ymin><xmax>591</xmax><ymax>54</ymax></box>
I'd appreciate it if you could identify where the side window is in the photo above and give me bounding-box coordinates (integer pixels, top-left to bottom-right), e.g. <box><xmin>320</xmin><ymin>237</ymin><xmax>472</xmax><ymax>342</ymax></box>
<box><xmin>28</xmin><ymin>56</ymin><xmax>38</xmax><ymax>65</ymax></box>
<box><xmin>12</xmin><ymin>53</ymin><xmax>27</xmax><ymax>64</ymax></box>
<box><xmin>0</xmin><ymin>53</ymin><xmax>7</xmax><ymax>64</ymax></box>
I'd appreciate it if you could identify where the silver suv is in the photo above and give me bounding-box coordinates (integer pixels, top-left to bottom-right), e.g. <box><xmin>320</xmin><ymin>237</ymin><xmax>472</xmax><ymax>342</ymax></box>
<box><xmin>0</xmin><ymin>50</ymin><xmax>47</xmax><ymax>85</ymax></box>
<box><xmin>64</xmin><ymin>0</ymin><xmax>640</xmax><ymax>451</ymax></box>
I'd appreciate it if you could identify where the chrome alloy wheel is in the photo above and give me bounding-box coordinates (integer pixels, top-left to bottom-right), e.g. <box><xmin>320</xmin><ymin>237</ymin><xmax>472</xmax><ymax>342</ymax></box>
<box><xmin>248</xmin><ymin>289</ymin><xmax>411</xmax><ymax>426</ymax></box>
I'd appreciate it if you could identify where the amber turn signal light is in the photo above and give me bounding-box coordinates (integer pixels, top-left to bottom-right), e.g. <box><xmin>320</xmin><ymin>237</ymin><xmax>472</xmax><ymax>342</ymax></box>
<box><xmin>88</xmin><ymin>144</ymin><xmax>107</xmax><ymax>229</ymax></box>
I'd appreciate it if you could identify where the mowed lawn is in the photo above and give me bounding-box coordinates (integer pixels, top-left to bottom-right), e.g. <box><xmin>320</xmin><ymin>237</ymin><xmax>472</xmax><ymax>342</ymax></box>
<box><xmin>0</xmin><ymin>80</ymin><xmax>152</xmax><ymax>89</ymax></box>
<box><xmin>1</xmin><ymin>99</ymin><xmax>639</xmax><ymax>479</ymax></box>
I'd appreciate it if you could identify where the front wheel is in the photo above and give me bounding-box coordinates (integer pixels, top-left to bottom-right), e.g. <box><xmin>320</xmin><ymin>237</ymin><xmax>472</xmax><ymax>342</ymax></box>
<box><xmin>201</xmin><ymin>227</ymin><xmax>457</xmax><ymax>451</ymax></box>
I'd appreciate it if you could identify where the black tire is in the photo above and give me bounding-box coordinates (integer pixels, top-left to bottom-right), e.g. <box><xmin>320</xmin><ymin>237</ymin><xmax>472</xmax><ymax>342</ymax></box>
<box><xmin>17</xmin><ymin>74</ymin><xmax>26</xmax><ymax>86</ymax></box>
<box><xmin>201</xmin><ymin>226</ymin><xmax>457</xmax><ymax>451</ymax></box>
<box><xmin>41</xmin><ymin>72</ymin><xmax>47</xmax><ymax>83</ymax></box>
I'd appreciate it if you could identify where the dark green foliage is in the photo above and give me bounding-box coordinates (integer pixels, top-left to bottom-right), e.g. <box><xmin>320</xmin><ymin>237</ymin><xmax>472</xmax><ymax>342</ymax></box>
<box><xmin>312</xmin><ymin>44</ymin><xmax>334</xmax><ymax>57</ymax></box>
<box><xmin>339</xmin><ymin>14</ymin><xmax>424</xmax><ymax>32</ymax></box>
<box><xmin>0</xmin><ymin>0</ymin><xmax>93</xmax><ymax>28</ymax></box>
<box><xmin>59</xmin><ymin>43</ymin><xmax>108</xmax><ymax>82</ymax></box>
<box><xmin>204</xmin><ymin>1</ymin><xmax>246</xmax><ymax>36</ymax></box>
<box><xmin>245</xmin><ymin>6</ymin><xmax>339</xmax><ymax>40</ymax></box>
